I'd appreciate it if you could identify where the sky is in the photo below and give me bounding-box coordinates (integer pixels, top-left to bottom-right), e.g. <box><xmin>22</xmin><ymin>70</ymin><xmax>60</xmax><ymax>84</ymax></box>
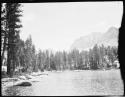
<box><xmin>20</xmin><ymin>1</ymin><xmax>123</xmax><ymax>52</ymax></box>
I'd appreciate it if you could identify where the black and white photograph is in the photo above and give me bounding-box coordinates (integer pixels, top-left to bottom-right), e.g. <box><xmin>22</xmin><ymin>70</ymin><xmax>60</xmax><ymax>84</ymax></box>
<box><xmin>1</xmin><ymin>1</ymin><xmax>124</xmax><ymax>96</ymax></box>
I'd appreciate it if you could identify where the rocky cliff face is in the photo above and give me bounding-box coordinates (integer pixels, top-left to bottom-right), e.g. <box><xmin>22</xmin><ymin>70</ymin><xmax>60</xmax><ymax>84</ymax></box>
<box><xmin>70</xmin><ymin>27</ymin><xmax>119</xmax><ymax>51</ymax></box>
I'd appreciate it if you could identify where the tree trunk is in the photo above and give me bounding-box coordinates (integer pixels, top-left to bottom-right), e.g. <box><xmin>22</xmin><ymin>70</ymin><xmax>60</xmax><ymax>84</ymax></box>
<box><xmin>7</xmin><ymin>46</ymin><xmax>11</xmax><ymax>77</ymax></box>
<box><xmin>1</xmin><ymin>35</ymin><xmax>7</xmax><ymax>66</ymax></box>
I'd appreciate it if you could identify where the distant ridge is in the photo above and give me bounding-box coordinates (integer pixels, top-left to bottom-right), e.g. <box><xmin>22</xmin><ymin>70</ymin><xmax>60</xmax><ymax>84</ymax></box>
<box><xmin>70</xmin><ymin>27</ymin><xmax>119</xmax><ymax>51</ymax></box>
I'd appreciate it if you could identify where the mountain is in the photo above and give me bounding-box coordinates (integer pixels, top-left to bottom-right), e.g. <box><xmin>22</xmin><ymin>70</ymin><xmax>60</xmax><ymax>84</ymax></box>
<box><xmin>70</xmin><ymin>27</ymin><xmax>119</xmax><ymax>51</ymax></box>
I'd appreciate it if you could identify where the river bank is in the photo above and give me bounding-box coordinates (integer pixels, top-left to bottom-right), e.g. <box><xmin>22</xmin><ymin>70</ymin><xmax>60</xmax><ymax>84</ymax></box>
<box><xmin>1</xmin><ymin>71</ymin><xmax>48</xmax><ymax>95</ymax></box>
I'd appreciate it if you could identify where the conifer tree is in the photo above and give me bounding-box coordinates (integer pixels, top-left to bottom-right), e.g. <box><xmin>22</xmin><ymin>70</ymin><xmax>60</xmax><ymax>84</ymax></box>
<box><xmin>5</xmin><ymin>3</ymin><xmax>22</xmax><ymax>77</ymax></box>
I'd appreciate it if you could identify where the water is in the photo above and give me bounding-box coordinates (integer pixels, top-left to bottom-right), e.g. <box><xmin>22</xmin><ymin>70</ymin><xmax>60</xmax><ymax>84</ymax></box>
<box><xmin>2</xmin><ymin>69</ymin><xmax>124</xmax><ymax>96</ymax></box>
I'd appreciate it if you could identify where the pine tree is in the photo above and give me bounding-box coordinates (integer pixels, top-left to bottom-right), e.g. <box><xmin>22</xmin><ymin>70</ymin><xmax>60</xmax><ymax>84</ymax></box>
<box><xmin>37</xmin><ymin>50</ymin><xmax>45</xmax><ymax>72</ymax></box>
<box><xmin>1</xmin><ymin>3</ymin><xmax>8</xmax><ymax>66</ymax></box>
<box><xmin>32</xmin><ymin>44</ymin><xmax>38</xmax><ymax>72</ymax></box>
<box><xmin>5</xmin><ymin>3</ymin><xmax>22</xmax><ymax>77</ymax></box>
<box><xmin>24</xmin><ymin>35</ymin><xmax>33</xmax><ymax>72</ymax></box>
<box><xmin>50</xmin><ymin>52</ymin><xmax>56</xmax><ymax>70</ymax></box>
<box><xmin>15</xmin><ymin>39</ymin><xmax>25</xmax><ymax>73</ymax></box>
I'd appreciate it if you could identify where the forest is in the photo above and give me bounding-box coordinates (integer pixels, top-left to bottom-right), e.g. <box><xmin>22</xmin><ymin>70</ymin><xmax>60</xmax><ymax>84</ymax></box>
<box><xmin>1</xmin><ymin>3</ymin><xmax>119</xmax><ymax>78</ymax></box>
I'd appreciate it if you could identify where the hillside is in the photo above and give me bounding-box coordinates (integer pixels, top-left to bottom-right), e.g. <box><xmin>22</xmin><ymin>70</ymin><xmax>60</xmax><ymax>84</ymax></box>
<box><xmin>70</xmin><ymin>27</ymin><xmax>119</xmax><ymax>51</ymax></box>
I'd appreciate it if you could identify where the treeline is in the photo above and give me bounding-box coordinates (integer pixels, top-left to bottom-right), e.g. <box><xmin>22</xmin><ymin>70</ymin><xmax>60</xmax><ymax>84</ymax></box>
<box><xmin>37</xmin><ymin>44</ymin><xmax>118</xmax><ymax>71</ymax></box>
<box><xmin>8</xmin><ymin>35</ymin><xmax>118</xmax><ymax>73</ymax></box>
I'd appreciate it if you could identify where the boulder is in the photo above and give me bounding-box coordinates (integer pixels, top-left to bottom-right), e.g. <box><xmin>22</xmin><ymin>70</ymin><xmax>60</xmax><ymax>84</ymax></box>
<box><xmin>15</xmin><ymin>81</ymin><xmax>32</xmax><ymax>86</ymax></box>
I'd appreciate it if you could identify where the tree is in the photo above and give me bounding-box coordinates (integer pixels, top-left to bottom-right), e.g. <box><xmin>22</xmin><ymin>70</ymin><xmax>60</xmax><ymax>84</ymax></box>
<box><xmin>67</xmin><ymin>52</ymin><xmax>72</xmax><ymax>70</ymax></box>
<box><xmin>77</xmin><ymin>53</ymin><xmax>83</xmax><ymax>70</ymax></box>
<box><xmin>1</xmin><ymin>3</ymin><xmax>7</xmax><ymax>66</ymax></box>
<box><xmin>98</xmin><ymin>44</ymin><xmax>105</xmax><ymax>69</ymax></box>
<box><xmin>24</xmin><ymin>35</ymin><xmax>34</xmax><ymax>72</ymax></box>
<box><xmin>37</xmin><ymin>50</ymin><xmax>45</xmax><ymax>72</ymax></box>
<box><xmin>50</xmin><ymin>53</ymin><xmax>56</xmax><ymax>70</ymax></box>
<box><xmin>32</xmin><ymin>44</ymin><xmax>38</xmax><ymax>72</ymax></box>
<box><xmin>14</xmin><ymin>38</ymin><xmax>25</xmax><ymax>73</ymax></box>
<box><xmin>5</xmin><ymin>3</ymin><xmax>22</xmax><ymax>77</ymax></box>
<box><xmin>54</xmin><ymin>52</ymin><xmax>60</xmax><ymax>70</ymax></box>
<box><xmin>44</xmin><ymin>50</ymin><xmax>50</xmax><ymax>70</ymax></box>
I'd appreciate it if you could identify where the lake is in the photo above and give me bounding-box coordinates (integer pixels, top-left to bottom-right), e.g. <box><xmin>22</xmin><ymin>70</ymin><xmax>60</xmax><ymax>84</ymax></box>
<box><xmin>2</xmin><ymin>69</ymin><xmax>124</xmax><ymax>96</ymax></box>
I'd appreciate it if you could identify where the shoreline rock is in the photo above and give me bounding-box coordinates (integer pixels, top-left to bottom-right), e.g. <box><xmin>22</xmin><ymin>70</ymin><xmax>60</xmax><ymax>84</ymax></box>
<box><xmin>15</xmin><ymin>81</ymin><xmax>32</xmax><ymax>86</ymax></box>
